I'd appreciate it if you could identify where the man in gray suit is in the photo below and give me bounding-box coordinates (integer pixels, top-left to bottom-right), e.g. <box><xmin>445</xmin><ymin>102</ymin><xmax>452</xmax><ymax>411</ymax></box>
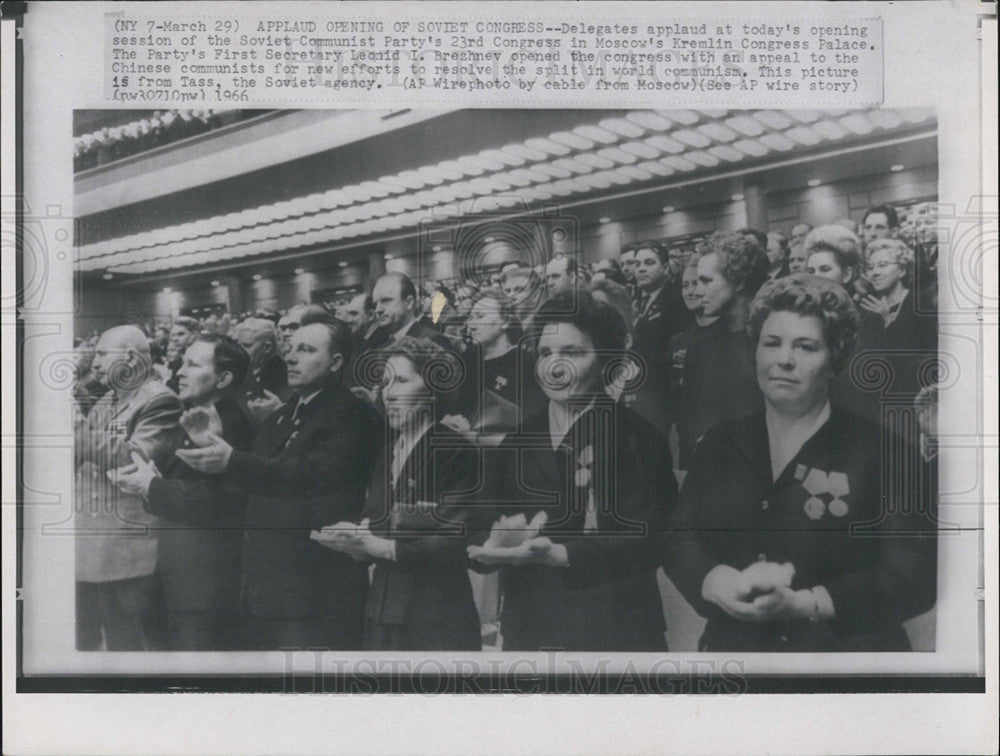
<box><xmin>75</xmin><ymin>325</ymin><xmax>183</xmax><ymax>650</ymax></box>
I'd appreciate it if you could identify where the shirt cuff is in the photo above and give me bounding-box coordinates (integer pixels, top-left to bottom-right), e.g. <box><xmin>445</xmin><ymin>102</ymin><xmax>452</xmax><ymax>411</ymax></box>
<box><xmin>812</xmin><ymin>585</ymin><xmax>835</xmax><ymax>621</ymax></box>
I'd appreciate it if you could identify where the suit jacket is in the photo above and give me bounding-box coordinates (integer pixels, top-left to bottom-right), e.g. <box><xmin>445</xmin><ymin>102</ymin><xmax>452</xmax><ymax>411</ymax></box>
<box><xmin>483</xmin><ymin>400</ymin><xmax>677</xmax><ymax>651</ymax></box>
<box><xmin>362</xmin><ymin>423</ymin><xmax>487</xmax><ymax>634</ymax></box>
<box><xmin>248</xmin><ymin>353</ymin><xmax>290</xmax><ymax>400</ymax></box>
<box><xmin>166</xmin><ymin>356</ymin><xmax>183</xmax><ymax>394</ymax></box>
<box><xmin>630</xmin><ymin>283</ymin><xmax>693</xmax><ymax>438</ymax></box>
<box><xmin>868</xmin><ymin>289</ymin><xmax>938</xmax><ymax>398</ymax></box>
<box><xmin>633</xmin><ymin>282</ymin><xmax>694</xmax><ymax>364</ymax></box>
<box><xmin>226</xmin><ymin>381</ymin><xmax>381</xmax><ymax>622</ymax></box>
<box><xmin>666</xmin><ymin>408</ymin><xmax>937</xmax><ymax>652</ymax></box>
<box><xmin>75</xmin><ymin>377</ymin><xmax>183</xmax><ymax>582</ymax></box>
<box><xmin>144</xmin><ymin>397</ymin><xmax>255</xmax><ymax>613</ymax></box>
<box><xmin>676</xmin><ymin>318</ymin><xmax>763</xmax><ymax>468</ymax></box>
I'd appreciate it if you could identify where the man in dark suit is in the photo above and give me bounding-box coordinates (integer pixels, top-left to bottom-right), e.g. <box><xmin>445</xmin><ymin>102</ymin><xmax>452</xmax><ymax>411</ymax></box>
<box><xmin>628</xmin><ymin>240</ymin><xmax>693</xmax><ymax>439</ymax></box>
<box><xmin>370</xmin><ymin>272</ymin><xmax>446</xmax><ymax>345</ymax></box>
<box><xmin>176</xmin><ymin>315</ymin><xmax>381</xmax><ymax>650</ymax></box>
<box><xmin>356</xmin><ymin>273</ymin><xmax>480</xmax><ymax>420</ymax></box>
<box><xmin>165</xmin><ymin>317</ymin><xmax>200</xmax><ymax>394</ymax></box>
<box><xmin>235</xmin><ymin>317</ymin><xmax>289</xmax><ymax>397</ymax></box>
<box><xmin>111</xmin><ymin>334</ymin><xmax>254</xmax><ymax>650</ymax></box>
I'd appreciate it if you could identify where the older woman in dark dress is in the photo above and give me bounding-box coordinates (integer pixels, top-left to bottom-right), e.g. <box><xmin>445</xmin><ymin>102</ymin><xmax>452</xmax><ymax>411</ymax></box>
<box><xmin>470</xmin><ymin>292</ymin><xmax>677</xmax><ymax>652</ymax></box>
<box><xmin>666</xmin><ymin>275</ymin><xmax>937</xmax><ymax>651</ymax></box>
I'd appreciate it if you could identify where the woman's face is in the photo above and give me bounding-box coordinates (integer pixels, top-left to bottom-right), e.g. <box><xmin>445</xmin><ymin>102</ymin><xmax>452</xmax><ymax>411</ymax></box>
<box><xmin>681</xmin><ymin>265</ymin><xmax>702</xmax><ymax>311</ymax></box>
<box><xmin>467</xmin><ymin>297</ymin><xmax>508</xmax><ymax>347</ymax></box>
<box><xmin>536</xmin><ymin>323</ymin><xmax>602</xmax><ymax>403</ymax></box>
<box><xmin>695</xmin><ymin>253</ymin><xmax>737</xmax><ymax>318</ymax></box>
<box><xmin>866</xmin><ymin>247</ymin><xmax>904</xmax><ymax>293</ymax></box>
<box><xmin>382</xmin><ymin>355</ymin><xmax>431</xmax><ymax>429</ymax></box>
<box><xmin>756</xmin><ymin>311</ymin><xmax>833</xmax><ymax>414</ymax></box>
<box><xmin>807</xmin><ymin>251</ymin><xmax>851</xmax><ymax>285</ymax></box>
<box><xmin>633</xmin><ymin>247</ymin><xmax>667</xmax><ymax>291</ymax></box>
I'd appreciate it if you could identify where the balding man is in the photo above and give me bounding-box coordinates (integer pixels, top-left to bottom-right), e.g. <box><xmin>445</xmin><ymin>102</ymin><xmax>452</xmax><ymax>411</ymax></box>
<box><xmin>75</xmin><ymin>325</ymin><xmax>183</xmax><ymax>650</ymax></box>
<box><xmin>235</xmin><ymin>317</ymin><xmax>289</xmax><ymax>401</ymax></box>
<box><xmin>545</xmin><ymin>255</ymin><xmax>578</xmax><ymax>297</ymax></box>
<box><xmin>337</xmin><ymin>293</ymin><xmax>375</xmax><ymax>341</ymax></box>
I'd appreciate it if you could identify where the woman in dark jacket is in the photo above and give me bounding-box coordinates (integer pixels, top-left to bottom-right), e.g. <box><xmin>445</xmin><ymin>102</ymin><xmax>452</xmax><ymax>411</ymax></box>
<box><xmin>113</xmin><ymin>334</ymin><xmax>254</xmax><ymax>650</ymax></box>
<box><xmin>470</xmin><ymin>292</ymin><xmax>677</xmax><ymax>652</ymax></box>
<box><xmin>676</xmin><ymin>231</ymin><xmax>770</xmax><ymax>468</ymax></box>
<box><xmin>313</xmin><ymin>337</ymin><xmax>487</xmax><ymax>651</ymax></box>
<box><xmin>665</xmin><ymin>275</ymin><xmax>937</xmax><ymax>652</ymax></box>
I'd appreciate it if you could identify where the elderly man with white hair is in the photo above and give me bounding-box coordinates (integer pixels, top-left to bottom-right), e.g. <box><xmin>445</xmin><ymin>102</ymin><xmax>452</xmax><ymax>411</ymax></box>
<box><xmin>75</xmin><ymin>325</ymin><xmax>183</xmax><ymax>650</ymax></box>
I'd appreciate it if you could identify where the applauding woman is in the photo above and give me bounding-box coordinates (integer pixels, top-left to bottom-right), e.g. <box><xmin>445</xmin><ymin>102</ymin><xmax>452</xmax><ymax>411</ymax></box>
<box><xmin>666</xmin><ymin>275</ymin><xmax>936</xmax><ymax>651</ymax></box>
<box><xmin>312</xmin><ymin>337</ymin><xmax>486</xmax><ymax>651</ymax></box>
<box><xmin>470</xmin><ymin>292</ymin><xmax>677</xmax><ymax>652</ymax></box>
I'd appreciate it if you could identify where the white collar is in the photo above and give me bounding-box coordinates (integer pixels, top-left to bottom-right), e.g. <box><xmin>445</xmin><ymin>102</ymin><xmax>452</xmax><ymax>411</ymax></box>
<box><xmin>296</xmin><ymin>389</ymin><xmax>322</xmax><ymax>407</ymax></box>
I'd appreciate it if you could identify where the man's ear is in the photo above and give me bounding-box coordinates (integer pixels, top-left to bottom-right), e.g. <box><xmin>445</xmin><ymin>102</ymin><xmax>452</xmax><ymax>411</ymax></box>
<box><xmin>328</xmin><ymin>353</ymin><xmax>345</xmax><ymax>374</ymax></box>
<box><xmin>217</xmin><ymin>370</ymin><xmax>234</xmax><ymax>391</ymax></box>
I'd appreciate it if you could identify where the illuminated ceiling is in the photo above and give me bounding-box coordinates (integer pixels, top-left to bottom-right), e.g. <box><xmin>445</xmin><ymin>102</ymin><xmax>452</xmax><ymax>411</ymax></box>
<box><xmin>75</xmin><ymin>108</ymin><xmax>935</xmax><ymax>278</ymax></box>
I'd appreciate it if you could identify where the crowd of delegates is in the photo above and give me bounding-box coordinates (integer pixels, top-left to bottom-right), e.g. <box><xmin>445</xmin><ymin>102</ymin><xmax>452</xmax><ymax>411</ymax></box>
<box><xmin>73</xmin><ymin>109</ymin><xmax>270</xmax><ymax>172</ymax></box>
<box><xmin>73</xmin><ymin>202</ymin><xmax>939</xmax><ymax>654</ymax></box>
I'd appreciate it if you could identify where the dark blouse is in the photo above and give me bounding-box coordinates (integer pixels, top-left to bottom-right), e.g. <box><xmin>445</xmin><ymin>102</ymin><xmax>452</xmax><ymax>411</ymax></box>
<box><xmin>666</xmin><ymin>407</ymin><xmax>937</xmax><ymax>652</ymax></box>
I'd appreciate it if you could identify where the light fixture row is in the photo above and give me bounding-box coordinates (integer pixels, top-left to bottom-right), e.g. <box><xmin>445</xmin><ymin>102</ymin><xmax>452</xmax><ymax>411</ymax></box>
<box><xmin>79</xmin><ymin>108</ymin><xmax>934</xmax><ymax>274</ymax></box>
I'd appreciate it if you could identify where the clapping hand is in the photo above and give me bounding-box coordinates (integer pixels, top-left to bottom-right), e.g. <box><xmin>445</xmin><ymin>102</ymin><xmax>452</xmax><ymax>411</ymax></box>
<box><xmin>175</xmin><ymin>431</ymin><xmax>233</xmax><ymax>473</ymax></box>
<box><xmin>246</xmin><ymin>390</ymin><xmax>283</xmax><ymax>425</ymax></box>
<box><xmin>310</xmin><ymin>518</ymin><xmax>386</xmax><ymax>561</ymax></box>
<box><xmin>859</xmin><ymin>294</ymin><xmax>893</xmax><ymax>324</ymax></box>
<box><xmin>467</xmin><ymin>512</ymin><xmax>568</xmax><ymax>567</ymax></box>
<box><xmin>107</xmin><ymin>450</ymin><xmax>160</xmax><ymax>497</ymax></box>
<box><xmin>702</xmin><ymin>561</ymin><xmax>800</xmax><ymax>623</ymax></box>
<box><xmin>179</xmin><ymin>404</ymin><xmax>223</xmax><ymax>447</ymax></box>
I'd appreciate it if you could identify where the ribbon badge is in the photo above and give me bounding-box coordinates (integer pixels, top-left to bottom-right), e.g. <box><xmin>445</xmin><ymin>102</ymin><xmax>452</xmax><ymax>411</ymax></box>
<box><xmin>575</xmin><ymin>444</ymin><xmax>594</xmax><ymax>488</ymax></box>
<box><xmin>801</xmin><ymin>468</ymin><xmax>851</xmax><ymax>520</ymax></box>
<box><xmin>493</xmin><ymin>375</ymin><xmax>508</xmax><ymax>392</ymax></box>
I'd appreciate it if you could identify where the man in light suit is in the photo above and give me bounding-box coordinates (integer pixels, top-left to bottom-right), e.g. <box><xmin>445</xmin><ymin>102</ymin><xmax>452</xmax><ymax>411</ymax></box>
<box><xmin>75</xmin><ymin>325</ymin><xmax>183</xmax><ymax>650</ymax></box>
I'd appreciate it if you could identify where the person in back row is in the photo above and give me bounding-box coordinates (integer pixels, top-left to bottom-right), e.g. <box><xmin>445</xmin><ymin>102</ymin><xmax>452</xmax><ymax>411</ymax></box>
<box><xmin>675</xmin><ymin>230</ymin><xmax>769</xmax><ymax>468</ymax></box>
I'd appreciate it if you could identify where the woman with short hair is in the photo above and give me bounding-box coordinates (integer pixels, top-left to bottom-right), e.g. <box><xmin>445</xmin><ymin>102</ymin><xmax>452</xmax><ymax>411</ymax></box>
<box><xmin>470</xmin><ymin>292</ymin><xmax>677</xmax><ymax>651</ymax></box>
<box><xmin>666</xmin><ymin>275</ymin><xmax>937</xmax><ymax>651</ymax></box>
<box><xmin>860</xmin><ymin>238</ymin><xmax>937</xmax><ymax>400</ymax></box>
<box><xmin>313</xmin><ymin>337</ymin><xmax>487</xmax><ymax>651</ymax></box>
<box><xmin>675</xmin><ymin>231</ymin><xmax>770</xmax><ymax>467</ymax></box>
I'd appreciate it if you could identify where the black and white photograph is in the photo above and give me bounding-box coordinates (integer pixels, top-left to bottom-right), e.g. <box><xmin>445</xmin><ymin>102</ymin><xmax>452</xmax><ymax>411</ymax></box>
<box><xmin>3</xmin><ymin>2</ymin><xmax>995</xmax><ymax>754</ymax></box>
<box><xmin>64</xmin><ymin>106</ymin><xmax>945</xmax><ymax>658</ymax></box>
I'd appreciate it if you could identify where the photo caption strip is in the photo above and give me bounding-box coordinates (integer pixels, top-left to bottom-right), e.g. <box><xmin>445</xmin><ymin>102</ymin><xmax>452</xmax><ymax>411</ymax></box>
<box><xmin>104</xmin><ymin>12</ymin><xmax>883</xmax><ymax>106</ymax></box>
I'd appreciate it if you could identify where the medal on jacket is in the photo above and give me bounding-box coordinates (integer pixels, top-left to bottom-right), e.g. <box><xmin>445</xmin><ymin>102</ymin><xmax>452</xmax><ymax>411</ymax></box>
<box><xmin>576</xmin><ymin>445</ymin><xmax>597</xmax><ymax>531</ymax></box>
<box><xmin>827</xmin><ymin>472</ymin><xmax>850</xmax><ymax>517</ymax></box>
<box><xmin>801</xmin><ymin>468</ymin><xmax>851</xmax><ymax>519</ymax></box>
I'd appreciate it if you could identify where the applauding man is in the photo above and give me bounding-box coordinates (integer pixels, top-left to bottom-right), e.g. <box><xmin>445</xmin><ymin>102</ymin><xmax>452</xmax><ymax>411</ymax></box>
<box><xmin>111</xmin><ymin>334</ymin><xmax>254</xmax><ymax>650</ymax></box>
<box><xmin>176</xmin><ymin>314</ymin><xmax>381</xmax><ymax>650</ymax></box>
